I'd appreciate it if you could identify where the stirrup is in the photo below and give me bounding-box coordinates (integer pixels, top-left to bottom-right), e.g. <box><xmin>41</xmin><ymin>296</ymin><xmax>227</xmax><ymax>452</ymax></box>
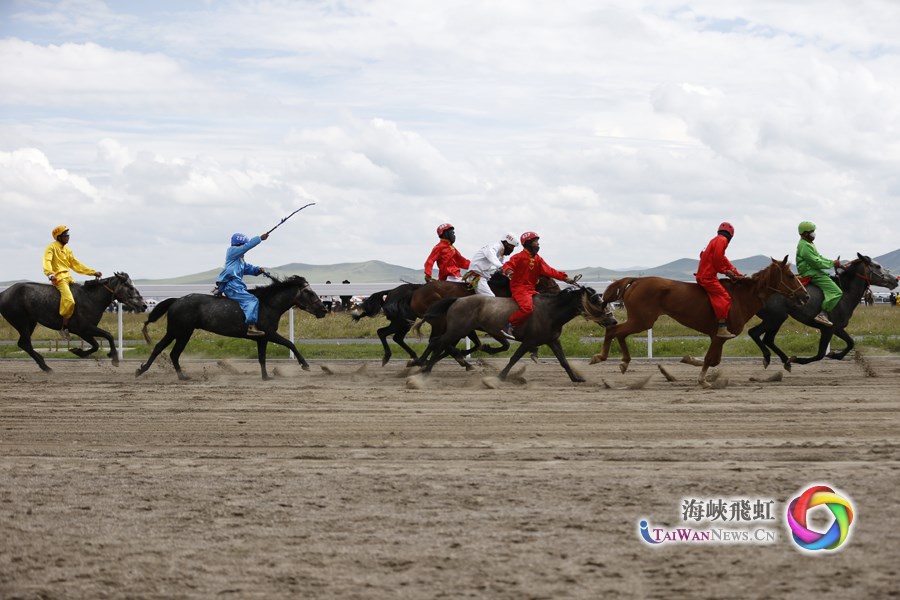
<box><xmin>813</xmin><ymin>312</ymin><xmax>833</xmax><ymax>326</ymax></box>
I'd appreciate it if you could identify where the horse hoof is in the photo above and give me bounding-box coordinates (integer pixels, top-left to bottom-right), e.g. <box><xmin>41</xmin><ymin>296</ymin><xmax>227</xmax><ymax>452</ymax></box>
<box><xmin>699</xmin><ymin>380</ymin><xmax>712</xmax><ymax>389</ymax></box>
<box><xmin>301</xmin><ymin>364</ymin><xmax>311</xmax><ymax>371</ymax></box>
<box><xmin>619</xmin><ymin>362</ymin><xmax>629</xmax><ymax>374</ymax></box>
<box><xmin>589</xmin><ymin>354</ymin><xmax>604</xmax><ymax>365</ymax></box>
<box><xmin>572</xmin><ymin>376</ymin><xmax>586</xmax><ymax>383</ymax></box>
<box><xmin>783</xmin><ymin>361</ymin><xmax>792</xmax><ymax>372</ymax></box>
<box><xmin>382</xmin><ymin>357</ymin><xmax>390</xmax><ymax>367</ymax></box>
<box><xmin>762</xmin><ymin>358</ymin><xmax>770</xmax><ymax>369</ymax></box>
<box><xmin>135</xmin><ymin>367</ymin><xmax>144</xmax><ymax>378</ymax></box>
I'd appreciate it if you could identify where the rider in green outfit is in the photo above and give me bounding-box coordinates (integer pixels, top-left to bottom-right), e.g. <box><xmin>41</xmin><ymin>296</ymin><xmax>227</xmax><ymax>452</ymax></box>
<box><xmin>796</xmin><ymin>221</ymin><xmax>842</xmax><ymax>326</ymax></box>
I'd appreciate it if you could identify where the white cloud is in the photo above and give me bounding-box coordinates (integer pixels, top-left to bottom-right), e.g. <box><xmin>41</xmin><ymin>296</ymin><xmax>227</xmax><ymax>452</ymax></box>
<box><xmin>1</xmin><ymin>0</ymin><xmax>899</xmax><ymax>281</ymax></box>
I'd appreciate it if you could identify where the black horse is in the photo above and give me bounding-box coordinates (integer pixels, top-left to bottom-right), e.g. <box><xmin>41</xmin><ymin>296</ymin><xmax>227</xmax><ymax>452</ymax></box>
<box><xmin>748</xmin><ymin>253</ymin><xmax>898</xmax><ymax>370</ymax></box>
<box><xmin>351</xmin><ymin>272</ymin><xmax>559</xmax><ymax>367</ymax></box>
<box><xmin>416</xmin><ymin>286</ymin><xmax>615</xmax><ymax>382</ymax></box>
<box><xmin>136</xmin><ymin>276</ymin><xmax>328</xmax><ymax>380</ymax></box>
<box><xmin>0</xmin><ymin>272</ymin><xmax>147</xmax><ymax>372</ymax></box>
<box><xmin>351</xmin><ymin>282</ymin><xmax>424</xmax><ymax>366</ymax></box>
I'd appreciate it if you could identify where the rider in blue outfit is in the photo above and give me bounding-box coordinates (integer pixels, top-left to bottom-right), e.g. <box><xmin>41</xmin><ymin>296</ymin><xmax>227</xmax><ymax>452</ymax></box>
<box><xmin>217</xmin><ymin>232</ymin><xmax>269</xmax><ymax>337</ymax></box>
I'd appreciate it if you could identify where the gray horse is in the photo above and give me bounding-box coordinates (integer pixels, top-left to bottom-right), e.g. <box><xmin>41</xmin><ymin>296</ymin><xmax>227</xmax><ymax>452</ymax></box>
<box><xmin>748</xmin><ymin>253</ymin><xmax>898</xmax><ymax>370</ymax></box>
<box><xmin>414</xmin><ymin>286</ymin><xmax>615</xmax><ymax>382</ymax></box>
<box><xmin>0</xmin><ymin>273</ymin><xmax>147</xmax><ymax>372</ymax></box>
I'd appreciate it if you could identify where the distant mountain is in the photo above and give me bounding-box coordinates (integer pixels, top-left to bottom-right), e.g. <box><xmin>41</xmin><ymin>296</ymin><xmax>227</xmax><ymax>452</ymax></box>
<box><xmin>134</xmin><ymin>260</ymin><xmax>424</xmax><ymax>285</ymax></box>
<box><xmin>6</xmin><ymin>250</ymin><xmax>897</xmax><ymax>288</ymax></box>
<box><xmin>570</xmin><ymin>255</ymin><xmax>781</xmax><ymax>281</ymax></box>
<box><xmin>874</xmin><ymin>249</ymin><xmax>900</xmax><ymax>273</ymax></box>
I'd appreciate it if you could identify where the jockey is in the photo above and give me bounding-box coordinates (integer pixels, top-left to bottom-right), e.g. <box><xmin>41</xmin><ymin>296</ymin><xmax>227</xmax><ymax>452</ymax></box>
<box><xmin>797</xmin><ymin>221</ymin><xmax>842</xmax><ymax>326</ymax></box>
<box><xmin>466</xmin><ymin>233</ymin><xmax>519</xmax><ymax>296</ymax></box>
<box><xmin>694</xmin><ymin>222</ymin><xmax>745</xmax><ymax>338</ymax></box>
<box><xmin>424</xmin><ymin>223</ymin><xmax>470</xmax><ymax>282</ymax></box>
<box><xmin>217</xmin><ymin>232</ymin><xmax>269</xmax><ymax>337</ymax></box>
<box><xmin>43</xmin><ymin>225</ymin><xmax>102</xmax><ymax>339</ymax></box>
<box><xmin>501</xmin><ymin>232</ymin><xmax>577</xmax><ymax>339</ymax></box>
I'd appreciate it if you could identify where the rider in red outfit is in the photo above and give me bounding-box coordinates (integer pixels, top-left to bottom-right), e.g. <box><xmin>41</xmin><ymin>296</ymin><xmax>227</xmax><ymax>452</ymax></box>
<box><xmin>424</xmin><ymin>223</ymin><xmax>470</xmax><ymax>282</ymax></box>
<box><xmin>695</xmin><ymin>222</ymin><xmax>745</xmax><ymax>338</ymax></box>
<box><xmin>501</xmin><ymin>232</ymin><xmax>577</xmax><ymax>338</ymax></box>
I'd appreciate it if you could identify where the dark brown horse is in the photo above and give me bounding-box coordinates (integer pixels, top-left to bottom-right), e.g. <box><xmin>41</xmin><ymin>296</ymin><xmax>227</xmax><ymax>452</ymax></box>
<box><xmin>352</xmin><ymin>273</ymin><xmax>559</xmax><ymax>367</ymax></box>
<box><xmin>589</xmin><ymin>257</ymin><xmax>809</xmax><ymax>387</ymax></box>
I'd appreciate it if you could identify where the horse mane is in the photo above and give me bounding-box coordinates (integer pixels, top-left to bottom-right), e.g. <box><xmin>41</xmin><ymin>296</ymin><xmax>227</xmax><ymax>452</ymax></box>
<box><xmin>251</xmin><ymin>275</ymin><xmax>309</xmax><ymax>300</ymax></box>
<box><xmin>82</xmin><ymin>272</ymin><xmax>131</xmax><ymax>290</ymax></box>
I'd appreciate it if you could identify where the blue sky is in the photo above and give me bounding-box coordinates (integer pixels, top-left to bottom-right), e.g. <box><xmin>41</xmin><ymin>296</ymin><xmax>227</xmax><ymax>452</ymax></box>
<box><xmin>2</xmin><ymin>0</ymin><xmax>899</xmax><ymax>280</ymax></box>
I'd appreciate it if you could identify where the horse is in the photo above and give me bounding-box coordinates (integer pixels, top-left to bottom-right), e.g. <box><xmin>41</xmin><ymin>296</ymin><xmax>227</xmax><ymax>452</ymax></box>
<box><xmin>415</xmin><ymin>285</ymin><xmax>615</xmax><ymax>382</ymax></box>
<box><xmin>589</xmin><ymin>257</ymin><xmax>809</xmax><ymax>387</ymax></box>
<box><xmin>863</xmin><ymin>288</ymin><xmax>874</xmax><ymax>307</ymax></box>
<box><xmin>352</xmin><ymin>273</ymin><xmax>560</xmax><ymax>367</ymax></box>
<box><xmin>136</xmin><ymin>275</ymin><xmax>327</xmax><ymax>380</ymax></box>
<box><xmin>748</xmin><ymin>253</ymin><xmax>898</xmax><ymax>370</ymax></box>
<box><xmin>0</xmin><ymin>273</ymin><xmax>147</xmax><ymax>372</ymax></box>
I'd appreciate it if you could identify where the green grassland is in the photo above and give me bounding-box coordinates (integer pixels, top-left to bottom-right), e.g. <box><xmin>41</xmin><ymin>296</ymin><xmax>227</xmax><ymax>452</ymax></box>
<box><xmin>1</xmin><ymin>304</ymin><xmax>898</xmax><ymax>362</ymax></box>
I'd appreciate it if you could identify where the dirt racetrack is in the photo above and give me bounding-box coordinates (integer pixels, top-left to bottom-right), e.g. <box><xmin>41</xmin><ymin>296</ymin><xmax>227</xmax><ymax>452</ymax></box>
<box><xmin>1</xmin><ymin>354</ymin><xmax>899</xmax><ymax>599</ymax></box>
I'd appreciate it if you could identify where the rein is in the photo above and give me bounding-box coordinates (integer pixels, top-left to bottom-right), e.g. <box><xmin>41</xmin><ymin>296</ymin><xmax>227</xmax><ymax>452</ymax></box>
<box><xmin>102</xmin><ymin>277</ymin><xmax>125</xmax><ymax>298</ymax></box>
<box><xmin>765</xmin><ymin>266</ymin><xmax>806</xmax><ymax>299</ymax></box>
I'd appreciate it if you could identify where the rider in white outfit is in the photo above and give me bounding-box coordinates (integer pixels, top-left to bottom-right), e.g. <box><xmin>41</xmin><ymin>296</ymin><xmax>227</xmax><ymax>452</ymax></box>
<box><xmin>467</xmin><ymin>233</ymin><xmax>519</xmax><ymax>296</ymax></box>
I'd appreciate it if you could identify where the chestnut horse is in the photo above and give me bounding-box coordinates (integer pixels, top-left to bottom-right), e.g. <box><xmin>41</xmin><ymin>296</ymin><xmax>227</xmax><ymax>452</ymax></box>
<box><xmin>589</xmin><ymin>257</ymin><xmax>809</xmax><ymax>387</ymax></box>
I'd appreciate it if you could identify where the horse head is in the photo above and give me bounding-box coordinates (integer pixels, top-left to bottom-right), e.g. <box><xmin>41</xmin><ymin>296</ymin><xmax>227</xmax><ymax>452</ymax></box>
<box><xmin>88</xmin><ymin>272</ymin><xmax>148</xmax><ymax>312</ymax></box>
<box><xmin>289</xmin><ymin>276</ymin><xmax>329</xmax><ymax>318</ymax></box>
<box><xmin>852</xmin><ymin>253</ymin><xmax>899</xmax><ymax>290</ymax></box>
<box><xmin>579</xmin><ymin>286</ymin><xmax>618</xmax><ymax>327</ymax></box>
<box><xmin>758</xmin><ymin>256</ymin><xmax>809</xmax><ymax>305</ymax></box>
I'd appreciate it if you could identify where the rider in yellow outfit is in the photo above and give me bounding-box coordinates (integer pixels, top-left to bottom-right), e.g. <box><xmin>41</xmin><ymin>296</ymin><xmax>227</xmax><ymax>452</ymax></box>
<box><xmin>43</xmin><ymin>225</ymin><xmax>101</xmax><ymax>338</ymax></box>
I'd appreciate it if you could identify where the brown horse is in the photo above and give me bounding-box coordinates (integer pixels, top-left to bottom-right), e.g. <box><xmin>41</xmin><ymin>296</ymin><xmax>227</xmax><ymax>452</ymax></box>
<box><xmin>589</xmin><ymin>257</ymin><xmax>809</xmax><ymax>387</ymax></box>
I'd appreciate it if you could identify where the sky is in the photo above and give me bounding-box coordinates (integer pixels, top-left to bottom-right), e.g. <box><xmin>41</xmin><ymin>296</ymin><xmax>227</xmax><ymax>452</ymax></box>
<box><xmin>2</xmin><ymin>0</ymin><xmax>899</xmax><ymax>281</ymax></box>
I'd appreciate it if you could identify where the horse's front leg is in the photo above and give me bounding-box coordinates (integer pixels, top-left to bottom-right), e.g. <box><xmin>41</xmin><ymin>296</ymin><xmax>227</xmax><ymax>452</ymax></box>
<box><xmin>68</xmin><ymin>333</ymin><xmax>102</xmax><ymax>360</ymax></box>
<box><xmin>826</xmin><ymin>328</ymin><xmax>853</xmax><ymax>360</ymax></box>
<box><xmin>699</xmin><ymin>338</ymin><xmax>726</xmax><ymax>388</ymax></box>
<box><xmin>267</xmin><ymin>332</ymin><xmax>310</xmax><ymax>372</ymax></box>
<box><xmin>498</xmin><ymin>344</ymin><xmax>533</xmax><ymax>381</ymax></box>
<box><xmin>547</xmin><ymin>339</ymin><xmax>584</xmax><ymax>383</ymax></box>
<box><xmin>256</xmin><ymin>339</ymin><xmax>270</xmax><ymax>379</ymax></box>
<box><xmin>791</xmin><ymin>328</ymin><xmax>833</xmax><ymax>365</ymax></box>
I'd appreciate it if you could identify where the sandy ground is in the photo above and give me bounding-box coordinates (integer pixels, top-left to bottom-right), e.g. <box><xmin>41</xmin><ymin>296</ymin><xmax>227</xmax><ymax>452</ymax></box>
<box><xmin>1</xmin><ymin>353</ymin><xmax>899</xmax><ymax>599</ymax></box>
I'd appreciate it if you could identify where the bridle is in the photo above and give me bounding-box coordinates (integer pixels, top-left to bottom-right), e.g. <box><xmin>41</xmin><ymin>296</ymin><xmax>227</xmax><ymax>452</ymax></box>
<box><xmin>102</xmin><ymin>275</ymin><xmax>127</xmax><ymax>299</ymax></box>
<box><xmin>767</xmin><ymin>265</ymin><xmax>807</xmax><ymax>300</ymax></box>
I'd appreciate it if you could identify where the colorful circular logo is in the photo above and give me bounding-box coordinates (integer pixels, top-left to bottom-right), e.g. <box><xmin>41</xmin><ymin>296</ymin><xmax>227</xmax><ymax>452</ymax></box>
<box><xmin>786</xmin><ymin>485</ymin><xmax>855</xmax><ymax>551</ymax></box>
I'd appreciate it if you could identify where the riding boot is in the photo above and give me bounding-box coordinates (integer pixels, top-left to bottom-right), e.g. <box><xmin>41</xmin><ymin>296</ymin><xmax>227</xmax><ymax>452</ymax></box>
<box><xmin>246</xmin><ymin>324</ymin><xmax>265</xmax><ymax>337</ymax></box>
<box><xmin>813</xmin><ymin>312</ymin><xmax>833</xmax><ymax>326</ymax></box>
<box><xmin>500</xmin><ymin>322</ymin><xmax>516</xmax><ymax>340</ymax></box>
<box><xmin>60</xmin><ymin>317</ymin><xmax>70</xmax><ymax>340</ymax></box>
<box><xmin>716</xmin><ymin>321</ymin><xmax>735</xmax><ymax>338</ymax></box>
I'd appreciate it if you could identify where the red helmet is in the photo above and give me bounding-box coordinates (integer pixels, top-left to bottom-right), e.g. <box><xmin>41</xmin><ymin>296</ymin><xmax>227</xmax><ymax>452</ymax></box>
<box><xmin>436</xmin><ymin>223</ymin><xmax>454</xmax><ymax>236</ymax></box>
<box><xmin>717</xmin><ymin>222</ymin><xmax>734</xmax><ymax>237</ymax></box>
<box><xmin>520</xmin><ymin>231</ymin><xmax>539</xmax><ymax>245</ymax></box>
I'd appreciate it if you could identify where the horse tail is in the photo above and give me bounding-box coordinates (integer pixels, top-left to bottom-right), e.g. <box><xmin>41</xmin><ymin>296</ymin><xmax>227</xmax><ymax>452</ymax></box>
<box><xmin>411</xmin><ymin>318</ymin><xmax>427</xmax><ymax>338</ymax></box>
<box><xmin>142</xmin><ymin>297</ymin><xmax>177</xmax><ymax>344</ymax></box>
<box><xmin>602</xmin><ymin>278</ymin><xmax>637</xmax><ymax>305</ymax></box>
<box><xmin>351</xmin><ymin>289</ymin><xmax>393</xmax><ymax>322</ymax></box>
